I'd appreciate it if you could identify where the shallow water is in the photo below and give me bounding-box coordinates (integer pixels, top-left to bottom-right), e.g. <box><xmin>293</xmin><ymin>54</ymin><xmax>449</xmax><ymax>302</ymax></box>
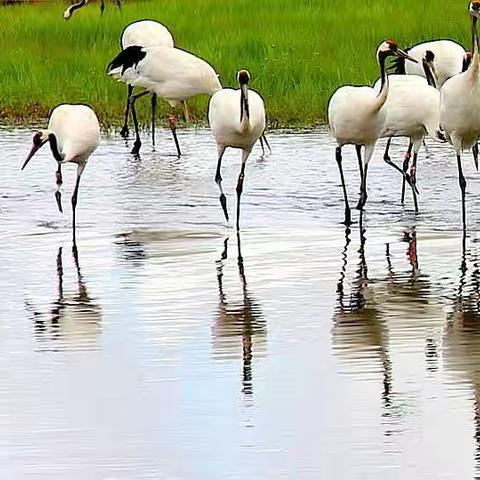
<box><xmin>2</xmin><ymin>126</ymin><xmax>480</xmax><ymax>478</ymax></box>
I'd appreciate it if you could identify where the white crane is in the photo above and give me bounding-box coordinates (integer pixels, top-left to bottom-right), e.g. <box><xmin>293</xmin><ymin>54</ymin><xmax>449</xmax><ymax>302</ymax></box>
<box><xmin>119</xmin><ymin>20</ymin><xmax>175</xmax><ymax>146</ymax></box>
<box><xmin>64</xmin><ymin>0</ymin><xmax>121</xmax><ymax>19</ymax></box>
<box><xmin>440</xmin><ymin>1</ymin><xmax>480</xmax><ymax>231</ymax></box>
<box><xmin>208</xmin><ymin>70</ymin><xmax>266</xmax><ymax>231</ymax></box>
<box><xmin>107</xmin><ymin>45</ymin><xmax>222</xmax><ymax>155</ymax></box>
<box><xmin>21</xmin><ymin>104</ymin><xmax>100</xmax><ymax>244</ymax></box>
<box><xmin>391</xmin><ymin>39</ymin><xmax>478</xmax><ymax>189</ymax></box>
<box><xmin>328</xmin><ymin>40</ymin><xmax>417</xmax><ymax>225</ymax></box>
<box><xmin>374</xmin><ymin>52</ymin><xmax>444</xmax><ymax>211</ymax></box>
<box><xmin>391</xmin><ymin>39</ymin><xmax>469</xmax><ymax>88</ymax></box>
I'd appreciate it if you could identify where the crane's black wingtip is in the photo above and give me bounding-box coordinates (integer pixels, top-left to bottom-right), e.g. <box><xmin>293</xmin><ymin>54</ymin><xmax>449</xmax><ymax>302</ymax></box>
<box><xmin>106</xmin><ymin>46</ymin><xmax>146</xmax><ymax>75</ymax></box>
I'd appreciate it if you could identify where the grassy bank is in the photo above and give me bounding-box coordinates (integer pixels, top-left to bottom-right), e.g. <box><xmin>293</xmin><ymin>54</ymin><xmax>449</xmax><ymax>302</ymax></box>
<box><xmin>0</xmin><ymin>0</ymin><xmax>473</xmax><ymax>128</ymax></box>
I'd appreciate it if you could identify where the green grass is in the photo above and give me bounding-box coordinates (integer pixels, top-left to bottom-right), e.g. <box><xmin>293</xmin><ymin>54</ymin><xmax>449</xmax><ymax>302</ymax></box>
<box><xmin>0</xmin><ymin>0</ymin><xmax>473</xmax><ymax>128</ymax></box>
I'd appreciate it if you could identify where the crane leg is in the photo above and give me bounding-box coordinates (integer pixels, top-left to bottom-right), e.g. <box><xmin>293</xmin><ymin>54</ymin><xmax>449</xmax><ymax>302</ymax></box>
<box><xmin>215</xmin><ymin>146</ymin><xmax>229</xmax><ymax>222</ymax></box>
<box><xmin>261</xmin><ymin>133</ymin><xmax>271</xmax><ymax>154</ymax></box>
<box><xmin>71</xmin><ymin>174</ymin><xmax>82</xmax><ymax>246</ymax></box>
<box><xmin>168</xmin><ymin>114</ymin><xmax>182</xmax><ymax>156</ymax></box>
<box><xmin>383</xmin><ymin>141</ymin><xmax>417</xmax><ymax>211</ymax></box>
<box><xmin>129</xmin><ymin>90</ymin><xmax>149</xmax><ymax>155</ymax></box>
<box><xmin>473</xmin><ymin>143</ymin><xmax>479</xmax><ymax>171</ymax></box>
<box><xmin>356</xmin><ymin>145</ymin><xmax>363</xmax><ymax>194</ymax></box>
<box><xmin>236</xmin><ymin>149</ymin><xmax>251</xmax><ymax>231</ymax></box>
<box><xmin>120</xmin><ymin>85</ymin><xmax>133</xmax><ymax>138</ymax></box>
<box><xmin>401</xmin><ymin>143</ymin><xmax>413</xmax><ymax>204</ymax></box>
<box><xmin>182</xmin><ymin>101</ymin><xmax>190</xmax><ymax>124</ymax></box>
<box><xmin>151</xmin><ymin>93</ymin><xmax>157</xmax><ymax>148</ymax></box>
<box><xmin>336</xmin><ymin>146</ymin><xmax>351</xmax><ymax>226</ymax></box>
<box><xmin>457</xmin><ymin>154</ymin><xmax>467</xmax><ymax>232</ymax></box>
<box><xmin>55</xmin><ymin>163</ymin><xmax>63</xmax><ymax>214</ymax></box>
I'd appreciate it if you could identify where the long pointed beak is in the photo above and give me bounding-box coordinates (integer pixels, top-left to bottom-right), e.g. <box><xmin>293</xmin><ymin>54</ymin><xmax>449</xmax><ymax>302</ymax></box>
<box><xmin>21</xmin><ymin>142</ymin><xmax>45</xmax><ymax>170</ymax></box>
<box><xmin>397</xmin><ymin>48</ymin><xmax>418</xmax><ymax>64</ymax></box>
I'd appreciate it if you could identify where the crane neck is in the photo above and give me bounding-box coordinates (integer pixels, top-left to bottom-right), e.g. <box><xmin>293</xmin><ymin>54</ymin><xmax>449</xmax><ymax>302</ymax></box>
<box><xmin>422</xmin><ymin>61</ymin><xmax>437</xmax><ymax>88</ymax></box>
<box><xmin>373</xmin><ymin>51</ymin><xmax>389</xmax><ymax>112</ymax></box>
<box><xmin>471</xmin><ymin>15</ymin><xmax>480</xmax><ymax>75</ymax></box>
<box><xmin>240</xmin><ymin>83</ymin><xmax>250</xmax><ymax>131</ymax></box>
<box><xmin>48</xmin><ymin>133</ymin><xmax>63</xmax><ymax>163</ymax></box>
<box><xmin>65</xmin><ymin>0</ymin><xmax>87</xmax><ymax>17</ymax></box>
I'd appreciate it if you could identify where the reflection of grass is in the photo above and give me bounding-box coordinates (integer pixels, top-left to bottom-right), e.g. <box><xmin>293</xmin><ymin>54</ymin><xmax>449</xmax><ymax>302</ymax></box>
<box><xmin>0</xmin><ymin>0</ymin><xmax>471</xmax><ymax>127</ymax></box>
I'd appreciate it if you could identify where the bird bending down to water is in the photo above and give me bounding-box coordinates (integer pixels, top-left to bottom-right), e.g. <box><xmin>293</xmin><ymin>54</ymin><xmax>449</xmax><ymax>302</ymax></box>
<box><xmin>328</xmin><ymin>40</ymin><xmax>418</xmax><ymax>225</ymax></box>
<box><xmin>440</xmin><ymin>1</ymin><xmax>480</xmax><ymax>232</ymax></box>
<box><xmin>119</xmin><ymin>20</ymin><xmax>175</xmax><ymax>144</ymax></box>
<box><xmin>208</xmin><ymin>70</ymin><xmax>266</xmax><ymax>231</ymax></box>
<box><xmin>21</xmin><ymin>104</ymin><xmax>100</xmax><ymax>244</ymax></box>
<box><xmin>64</xmin><ymin>0</ymin><xmax>121</xmax><ymax>19</ymax></box>
<box><xmin>107</xmin><ymin>45</ymin><xmax>222</xmax><ymax>155</ymax></box>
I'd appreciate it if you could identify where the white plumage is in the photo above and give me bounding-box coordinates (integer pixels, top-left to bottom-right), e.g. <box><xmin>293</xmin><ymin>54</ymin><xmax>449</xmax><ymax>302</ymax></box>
<box><xmin>402</xmin><ymin>40</ymin><xmax>467</xmax><ymax>88</ymax></box>
<box><xmin>208</xmin><ymin>70</ymin><xmax>266</xmax><ymax>230</ymax></box>
<box><xmin>328</xmin><ymin>40</ymin><xmax>417</xmax><ymax>225</ymax></box>
<box><xmin>439</xmin><ymin>2</ymin><xmax>480</xmax><ymax>230</ymax></box>
<box><xmin>108</xmin><ymin>45</ymin><xmax>222</xmax><ymax>154</ymax></box>
<box><xmin>373</xmin><ymin>56</ymin><xmax>443</xmax><ymax>209</ymax></box>
<box><xmin>110</xmin><ymin>46</ymin><xmax>222</xmax><ymax>103</ymax></box>
<box><xmin>22</xmin><ymin>104</ymin><xmax>100</xmax><ymax>243</ymax></box>
<box><xmin>118</xmin><ymin>20</ymin><xmax>175</xmax><ymax>142</ymax></box>
<box><xmin>121</xmin><ymin>20</ymin><xmax>174</xmax><ymax>49</ymax></box>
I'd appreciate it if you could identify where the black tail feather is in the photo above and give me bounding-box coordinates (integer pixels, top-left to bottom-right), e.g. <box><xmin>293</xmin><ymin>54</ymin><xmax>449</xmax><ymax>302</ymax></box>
<box><xmin>106</xmin><ymin>46</ymin><xmax>146</xmax><ymax>75</ymax></box>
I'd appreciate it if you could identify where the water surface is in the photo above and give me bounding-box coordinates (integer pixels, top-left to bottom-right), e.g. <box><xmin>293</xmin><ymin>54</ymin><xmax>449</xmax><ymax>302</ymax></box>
<box><xmin>1</xmin><ymin>127</ymin><xmax>480</xmax><ymax>478</ymax></box>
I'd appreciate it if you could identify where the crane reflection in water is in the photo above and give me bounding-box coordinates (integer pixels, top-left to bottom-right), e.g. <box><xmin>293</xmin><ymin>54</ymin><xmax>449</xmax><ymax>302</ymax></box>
<box><xmin>25</xmin><ymin>246</ymin><xmax>101</xmax><ymax>352</ymax></box>
<box><xmin>211</xmin><ymin>234</ymin><xmax>266</xmax><ymax>399</ymax></box>
<box><xmin>443</xmin><ymin>237</ymin><xmax>480</xmax><ymax>475</ymax></box>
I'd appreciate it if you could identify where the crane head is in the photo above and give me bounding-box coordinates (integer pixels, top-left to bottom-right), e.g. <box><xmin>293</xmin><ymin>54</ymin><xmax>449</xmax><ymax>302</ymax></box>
<box><xmin>237</xmin><ymin>70</ymin><xmax>251</xmax><ymax>85</ymax></box>
<box><xmin>21</xmin><ymin>131</ymin><xmax>50</xmax><ymax>171</ymax></box>
<box><xmin>470</xmin><ymin>2</ymin><xmax>480</xmax><ymax>17</ymax></box>
<box><xmin>377</xmin><ymin>40</ymin><xmax>418</xmax><ymax>64</ymax></box>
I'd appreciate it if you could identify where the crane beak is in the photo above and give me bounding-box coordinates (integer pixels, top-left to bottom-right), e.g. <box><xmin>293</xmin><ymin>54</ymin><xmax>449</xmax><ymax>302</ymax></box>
<box><xmin>397</xmin><ymin>48</ymin><xmax>418</xmax><ymax>64</ymax></box>
<box><xmin>22</xmin><ymin>140</ymin><xmax>47</xmax><ymax>170</ymax></box>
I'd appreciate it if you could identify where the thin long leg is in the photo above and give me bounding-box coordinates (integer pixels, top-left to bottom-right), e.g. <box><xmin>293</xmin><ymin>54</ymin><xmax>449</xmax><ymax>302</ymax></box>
<box><xmin>356</xmin><ymin>144</ymin><xmax>363</xmax><ymax>190</ymax></box>
<box><xmin>182</xmin><ymin>101</ymin><xmax>190</xmax><ymax>124</ymax></box>
<box><xmin>457</xmin><ymin>153</ymin><xmax>467</xmax><ymax>232</ymax></box>
<box><xmin>55</xmin><ymin>162</ymin><xmax>63</xmax><ymax>213</ymax></box>
<box><xmin>120</xmin><ymin>85</ymin><xmax>133</xmax><ymax>138</ymax></box>
<box><xmin>129</xmin><ymin>90</ymin><xmax>150</xmax><ymax>155</ymax></box>
<box><xmin>260</xmin><ymin>137</ymin><xmax>266</xmax><ymax>156</ymax></box>
<box><xmin>401</xmin><ymin>143</ymin><xmax>413</xmax><ymax>204</ymax></box>
<box><xmin>357</xmin><ymin>144</ymin><xmax>375</xmax><ymax>211</ymax></box>
<box><xmin>236</xmin><ymin>149</ymin><xmax>251</xmax><ymax>231</ymax></box>
<box><xmin>336</xmin><ymin>146</ymin><xmax>351</xmax><ymax>226</ymax></box>
<box><xmin>261</xmin><ymin>134</ymin><xmax>271</xmax><ymax>154</ymax></box>
<box><xmin>168</xmin><ymin>114</ymin><xmax>182</xmax><ymax>156</ymax></box>
<box><xmin>151</xmin><ymin>93</ymin><xmax>157</xmax><ymax>148</ymax></box>
<box><xmin>383</xmin><ymin>140</ymin><xmax>418</xmax><ymax>212</ymax></box>
<box><xmin>473</xmin><ymin>143</ymin><xmax>479</xmax><ymax>171</ymax></box>
<box><xmin>71</xmin><ymin>174</ymin><xmax>82</xmax><ymax>246</ymax></box>
<box><xmin>100</xmin><ymin>0</ymin><xmax>105</xmax><ymax>14</ymax></box>
<box><xmin>215</xmin><ymin>146</ymin><xmax>228</xmax><ymax>222</ymax></box>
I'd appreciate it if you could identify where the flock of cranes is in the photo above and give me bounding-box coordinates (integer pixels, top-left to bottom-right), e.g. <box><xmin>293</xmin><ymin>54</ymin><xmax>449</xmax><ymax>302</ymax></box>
<box><xmin>22</xmin><ymin>11</ymin><xmax>266</xmax><ymax>243</ymax></box>
<box><xmin>329</xmin><ymin>1</ymin><xmax>480</xmax><ymax>232</ymax></box>
<box><xmin>19</xmin><ymin>1</ymin><xmax>480</xmax><ymax>246</ymax></box>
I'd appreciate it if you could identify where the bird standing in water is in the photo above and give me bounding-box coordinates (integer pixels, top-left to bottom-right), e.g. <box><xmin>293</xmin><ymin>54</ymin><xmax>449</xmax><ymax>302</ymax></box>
<box><xmin>208</xmin><ymin>70</ymin><xmax>266</xmax><ymax>231</ymax></box>
<box><xmin>21</xmin><ymin>104</ymin><xmax>100</xmax><ymax>244</ymax></box>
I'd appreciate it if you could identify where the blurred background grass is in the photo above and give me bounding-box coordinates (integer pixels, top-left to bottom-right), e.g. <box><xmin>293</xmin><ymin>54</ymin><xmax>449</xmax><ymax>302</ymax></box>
<box><xmin>0</xmin><ymin>0</ymin><xmax>473</xmax><ymax>128</ymax></box>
